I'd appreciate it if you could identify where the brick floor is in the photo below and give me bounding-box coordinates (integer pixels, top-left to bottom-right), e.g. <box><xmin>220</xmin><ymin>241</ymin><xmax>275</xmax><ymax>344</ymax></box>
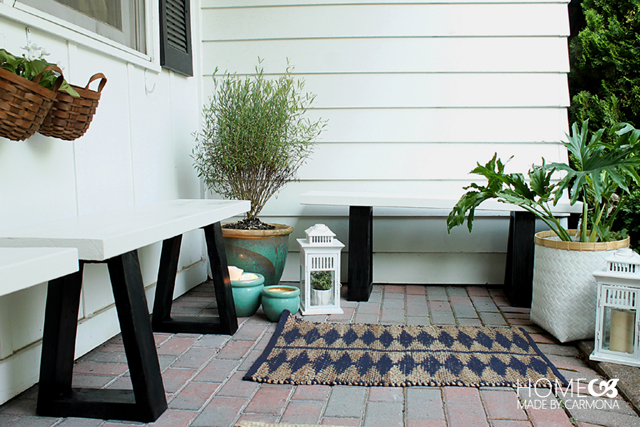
<box><xmin>1</xmin><ymin>282</ymin><xmax>639</xmax><ymax>426</ymax></box>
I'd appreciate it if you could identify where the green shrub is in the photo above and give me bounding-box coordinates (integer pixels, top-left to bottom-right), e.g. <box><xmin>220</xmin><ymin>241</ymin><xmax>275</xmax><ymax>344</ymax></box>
<box><xmin>569</xmin><ymin>0</ymin><xmax>640</xmax><ymax>132</ymax></box>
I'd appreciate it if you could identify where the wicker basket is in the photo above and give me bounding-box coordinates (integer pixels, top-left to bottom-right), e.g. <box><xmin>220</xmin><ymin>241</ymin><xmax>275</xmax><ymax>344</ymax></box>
<box><xmin>0</xmin><ymin>65</ymin><xmax>62</xmax><ymax>141</ymax></box>
<box><xmin>38</xmin><ymin>73</ymin><xmax>107</xmax><ymax>141</ymax></box>
<box><xmin>530</xmin><ymin>230</ymin><xmax>630</xmax><ymax>343</ymax></box>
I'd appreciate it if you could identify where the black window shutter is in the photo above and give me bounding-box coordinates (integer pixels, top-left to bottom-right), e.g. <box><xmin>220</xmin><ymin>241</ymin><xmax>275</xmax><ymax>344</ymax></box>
<box><xmin>160</xmin><ymin>0</ymin><xmax>193</xmax><ymax>76</ymax></box>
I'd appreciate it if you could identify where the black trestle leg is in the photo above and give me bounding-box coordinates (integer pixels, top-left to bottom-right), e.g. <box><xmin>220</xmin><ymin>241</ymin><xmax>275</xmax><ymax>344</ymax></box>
<box><xmin>37</xmin><ymin>264</ymin><xmax>84</xmax><ymax>416</ymax></box>
<box><xmin>107</xmin><ymin>251</ymin><xmax>167</xmax><ymax>422</ymax></box>
<box><xmin>37</xmin><ymin>253</ymin><xmax>167</xmax><ymax>422</ymax></box>
<box><xmin>503</xmin><ymin>211</ymin><xmax>536</xmax><ymax>308</ymax></box>
<box><xmin>348</xmin><ymin>206</ymin><xmax>373</xmax><ymax>302</ymax></box>
<box><xmin>204</xmin><ymin>222</ymin><xmax>238</xmax><ymax>335</ymax></box>
<box><xmin>151</xmin><ymin>234</ymin><xmax>182</xmax><ymax>331</ymax></box>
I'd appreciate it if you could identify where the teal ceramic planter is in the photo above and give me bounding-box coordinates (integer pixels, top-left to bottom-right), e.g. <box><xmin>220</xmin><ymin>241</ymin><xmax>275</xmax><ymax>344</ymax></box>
<box><xmin>222</xmin><ymin>224</ymin><xmax>293</xmax><ymax>286</ymax></box>
<box><xmin>231</xmin><ymin>273</ymin><xmax>265</xmax><ymax>317</ymax></box>
<box><xmin>261</xmin><ymin>285</ymin><xmax>300</xmax><ymax>322</ymax></box>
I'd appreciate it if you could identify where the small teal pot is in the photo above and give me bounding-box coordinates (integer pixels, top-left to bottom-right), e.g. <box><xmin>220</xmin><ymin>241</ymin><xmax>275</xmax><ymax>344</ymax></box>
<box><xmin>231</xmin><ymin>273</ymin><xmax>265</xmax><ymax>317</ymax></box>
<box><xmin>261</xmin><ymin>285</ymin><xmax>300</xmax><ymax>322</ymax></box>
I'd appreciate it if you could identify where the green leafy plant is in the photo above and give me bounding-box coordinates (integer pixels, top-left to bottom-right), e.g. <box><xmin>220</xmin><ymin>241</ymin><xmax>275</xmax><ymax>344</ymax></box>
<box><xmin>192</xmin><ymin>60</ymin><xmax>326</xmax><ymax>228</ymax></box>
<box><xmin>0</xmin><ymin>43</ymin><xmax>78</xmax><ymax>96</ymax></box>
<box><xmin>614</xmin><ymin>187</ymin><xmax>640</xmax><ymax>251</ymax></box>
<box><xmin>311</xmin><ymin>270</ymin><xmax>333</xmax><ymax>290</ymax></box>
<box><xmin>447</xmin><ymin>120</ymin><xmax>640</xmax><ymax>243</ymax></box>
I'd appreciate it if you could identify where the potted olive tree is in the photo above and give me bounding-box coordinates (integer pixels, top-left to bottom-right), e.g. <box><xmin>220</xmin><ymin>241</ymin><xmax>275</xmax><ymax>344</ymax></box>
<box><xmin>193</xmin><ymin>60</ymin><xmax>326</xmax><ymax>285</ymax></box>
<box><xmin>447</xmin><ymin>120</ymin><xmax>640</xmax><ymax>342</ymax></box>
<box><xmin>310</xmin><ymin>270</ymin><xmax>333</xmax><ymax>306</ymax></box>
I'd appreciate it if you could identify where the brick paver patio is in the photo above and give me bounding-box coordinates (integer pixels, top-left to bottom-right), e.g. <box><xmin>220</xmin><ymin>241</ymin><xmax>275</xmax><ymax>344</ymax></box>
<box><xmin>1</xmin><ymin>282</ymin><xmax>638</xmax><ymax>426</ymax></box>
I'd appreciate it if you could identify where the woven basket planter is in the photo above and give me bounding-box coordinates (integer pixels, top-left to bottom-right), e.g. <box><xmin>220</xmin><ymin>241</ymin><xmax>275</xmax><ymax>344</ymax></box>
<box><xmin>0</xmin><ymin>66</ymin><xmax>61</xmax><ymax>141</ymax></box>
<box><xmin>531</xmin><ymin>230</ymin><xmax>630</xmax><ymax>343</ymax></box>
<box><xmin>38</xmin><ymin>73</ymin><xmax>107</xmax><ymax>141</ymax></box>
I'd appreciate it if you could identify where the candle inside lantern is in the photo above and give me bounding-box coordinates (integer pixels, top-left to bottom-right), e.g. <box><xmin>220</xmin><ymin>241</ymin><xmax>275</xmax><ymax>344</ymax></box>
<box><xmin>239</xmin><ymin>273</ymin><xmax>259</xmax><ymax>281</ymax></box>
<box><xmin>610</xmin><ymin>309</ymin><xmax>635</xmax><ymax>353</ymax></box>
<box><xmin>228</xmin><ymin>266</ymin><xmax>244</xmax><ymax>281</ymax></box>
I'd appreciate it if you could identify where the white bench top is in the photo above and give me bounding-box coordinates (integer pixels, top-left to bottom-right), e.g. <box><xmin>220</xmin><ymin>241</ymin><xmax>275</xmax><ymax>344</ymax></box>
<box><xmin>0</xmin><ymin>247</ymin><xmax>79</xmax><ymax>297</ymax></box>
<box><xmin>0</xmin><ymin>199</ymin><xmax>250</xmax><ymax>261</ymax></box>
<box><xmin>300</xmin><ymin>190</ymin><xmax>582</xmax><ymax>214</ymax></box>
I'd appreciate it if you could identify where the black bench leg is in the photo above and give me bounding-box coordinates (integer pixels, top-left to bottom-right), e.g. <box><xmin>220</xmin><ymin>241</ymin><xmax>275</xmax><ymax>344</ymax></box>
<box><xmin>204</xmin><ymin>222</ymin><xmax>238</xmax><ymax>335</ymax></box>
<box><xmin>151</xmin><ymin>224</ymin><xmax>238</xmax><ymax>335</ymax></box>
<box><xmin>152</xmin><ymin>235</ymin><xmax>183</xmax><ymax>330</ymax></box>
<box><xmin>37</xmin><ymin>265</ymin><xmax>84</xmax><ymax>415</ymax></box>
<box><xmin>37</xmin><ymin>253</ymin><xmax>167</xmax><ymax>422</ymax></box>
<box><xmin>348</xmin><ymin>206</ymin><xmax>373</xmax><ymax>301</ymax></box>
<box><xmin>107</xmin><ymin>251</ymin><xmax>167</xmax><ymax>421</ymax></box>
<box><xmin>503</xmin><ymin>211</ymin><xmax>535</xmax><ymax>308</ymax></box>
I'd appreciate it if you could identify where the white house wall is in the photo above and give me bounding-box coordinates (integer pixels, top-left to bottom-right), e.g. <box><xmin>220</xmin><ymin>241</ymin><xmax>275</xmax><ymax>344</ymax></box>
<box><xmin>201</xmin><ymin>0</ymin><xmax>572</xmax><ymax>284</ymax></box>
<box><xmin>0</xmin><ymin>1</ymin><xmax>206</xmax><ymax>404</ymax></box>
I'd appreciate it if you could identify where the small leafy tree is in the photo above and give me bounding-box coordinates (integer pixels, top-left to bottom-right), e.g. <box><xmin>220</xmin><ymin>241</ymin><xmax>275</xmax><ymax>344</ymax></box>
<box><xmin>193</xmin><ymin>60</ymin><xmax>326</xmax><ymax>228</ymax></box>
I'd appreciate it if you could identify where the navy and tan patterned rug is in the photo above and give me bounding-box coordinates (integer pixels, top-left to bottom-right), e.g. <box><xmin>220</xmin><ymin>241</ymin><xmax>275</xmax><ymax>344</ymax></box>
<box><xmin>244</xmin><ymin>311</ymin><xmax>567</xmax><ymax>388</ymax></box>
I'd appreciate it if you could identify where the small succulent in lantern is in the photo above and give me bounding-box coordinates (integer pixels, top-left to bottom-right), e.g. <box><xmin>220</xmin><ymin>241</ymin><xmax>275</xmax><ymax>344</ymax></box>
<box><xmin>591</xmin><ymin>248</ymin><xmax>640</xmax><ymax>367</ymax></box>
<box><xmin>297</xmin><ymin>224</ymin><xmax>344</xmax><ymax>315</ymax></box>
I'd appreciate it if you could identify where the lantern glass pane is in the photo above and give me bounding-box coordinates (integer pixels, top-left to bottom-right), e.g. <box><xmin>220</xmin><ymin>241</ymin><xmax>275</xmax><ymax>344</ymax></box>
<box><xmin>300</xmin><ymin>265</ymin><xmax>306</xmax><ymax>302</ymax></box>
<box><xmin>310</xmin><ymin>270</ymin><xmax>334</xmax><ymax>306</ymax></box>
<box><xmin>603</xmin><ymin>307</ymin><xmax>636</xmax><ymax>354</ymax></box>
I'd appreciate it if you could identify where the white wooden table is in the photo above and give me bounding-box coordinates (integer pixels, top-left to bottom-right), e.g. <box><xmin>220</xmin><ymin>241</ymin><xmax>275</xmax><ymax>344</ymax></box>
<box><xmin>0</xmin><ymin>247</ymin><xmax>78</xmax><ymax>297</ymax></box>
<box><xmin>301</xmin><ymin>191</ymin><xmax>582</xmax><ymax>306</ymax></box>
<box><xmin>0</xmin><ymin>199</ymin><xmax>250</xmax><ymax>422</ymax></box>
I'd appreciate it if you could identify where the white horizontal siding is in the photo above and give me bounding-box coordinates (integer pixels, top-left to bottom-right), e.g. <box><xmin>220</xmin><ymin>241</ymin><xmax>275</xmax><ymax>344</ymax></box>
<box><xmin>200</xmin><ymin>0</ymin><xmax>571</xmax><ymax>284</ymax></box>
<box><xmin>203</xmin><ymin>37</ymin><xmax>570</xmax><ymax>74</ymax></box>
<box><xmin>202</xmin><ymin>3</ymin><xmax>569</xmax><ymax>39</ymax></box>
<box><xmin>203</xmin><ymin>73</ymin><xmax>570</xmax><ymax>108</ymax></box>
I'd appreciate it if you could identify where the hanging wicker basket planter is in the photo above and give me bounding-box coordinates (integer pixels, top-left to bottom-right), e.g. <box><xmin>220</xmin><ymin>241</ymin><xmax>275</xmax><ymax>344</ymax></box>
<box><xmin>0</xmin><ymin>65</ymin><xmax>62</xmax><ymax>141</ymax></box>
<box><xmin>530</xmin><ymin>230</ymin><xmax>630</xmax><ymax>343</ymax></box>
<box><xmin>38</xmin><ymin>73</ymin><xmax>107</xmax><ymax>141</ymax></box>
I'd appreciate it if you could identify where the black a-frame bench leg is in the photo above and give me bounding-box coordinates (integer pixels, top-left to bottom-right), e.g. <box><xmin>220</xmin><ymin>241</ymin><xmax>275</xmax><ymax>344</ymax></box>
<box><xmin>348</xmin><ymin>206</ymin><xmax>374</xmax><ymax>302</ymax></box>
<box><xmin>503</xmin><ymin>211</ymin><xmax>536</xmax><ymax>308</ymax></box>
<box><xmin>37</xmin><ymin>252</ymin><xmax>167</xmax><ymax>422</ymax></box>
<box><xmin>151</xmin><ymin>222</ymin><xmax>238</xmax><ymax>335</ymax></box>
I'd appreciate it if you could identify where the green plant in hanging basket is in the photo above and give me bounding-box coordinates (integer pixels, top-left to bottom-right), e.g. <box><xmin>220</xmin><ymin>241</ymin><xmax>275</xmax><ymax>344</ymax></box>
<box><xmin>0</xmin><ymin>43</ymin><xmax>78</xmax><ymax>96</ymax></box>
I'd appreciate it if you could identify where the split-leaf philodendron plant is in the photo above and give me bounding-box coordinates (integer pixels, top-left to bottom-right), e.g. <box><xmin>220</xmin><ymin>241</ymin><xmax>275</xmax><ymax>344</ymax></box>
<box><xmin>447</xmin><ymin>120</ymin><xmax>640</xmax><ymax>243</ymax></box>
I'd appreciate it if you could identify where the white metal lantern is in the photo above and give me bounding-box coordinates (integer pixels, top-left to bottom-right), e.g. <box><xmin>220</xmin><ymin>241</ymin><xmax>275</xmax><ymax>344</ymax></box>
<box><xmin>297</xmin><ymin>224</ymin><xmax>344</xmax><ymax>315</ymax></box>
<box><xmin>591</xmin><ymin>248</ymin><xmax>640</xmax><ymax>366</ymax></box>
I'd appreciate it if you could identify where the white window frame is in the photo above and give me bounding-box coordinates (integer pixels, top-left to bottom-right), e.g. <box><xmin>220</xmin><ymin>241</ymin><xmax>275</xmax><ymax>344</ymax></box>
<box><xmin>0</xmin><ymin>0</ymin><xmax>160</xmax><ymax>72</ymax></box>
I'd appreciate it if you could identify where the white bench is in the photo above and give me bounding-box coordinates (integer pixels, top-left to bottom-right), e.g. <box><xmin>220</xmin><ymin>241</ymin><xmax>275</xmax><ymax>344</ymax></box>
<box><xmin>300</xmin><ymin>190</ymin><xmax>582</xmax><ymax>306</ymax></box>
<box><xmin>0</xmin><ymin>199</ymin><xmax>250</xmax><ymax>422</ymax></box>
<box><xmin>0</xmin><ymin>247</ymin><xmax>78</xmax><ymax>298</ymax></box>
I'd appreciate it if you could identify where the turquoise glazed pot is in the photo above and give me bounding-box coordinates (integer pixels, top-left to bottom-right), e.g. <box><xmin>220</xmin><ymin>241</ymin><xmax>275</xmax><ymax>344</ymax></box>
<box><xmin>231</xmin><ymin>273</ymin><xmax>265</xmax><ymax>317</ymax></box>
<box><xmin>222</xmin><ymin>224</ymin><xmax>294</xmax><ymax>286</ymax></box>
<box><xmin>261</xmin><ymin>285</ymin><xmax>300</xmax><ymax>322</ymax></box>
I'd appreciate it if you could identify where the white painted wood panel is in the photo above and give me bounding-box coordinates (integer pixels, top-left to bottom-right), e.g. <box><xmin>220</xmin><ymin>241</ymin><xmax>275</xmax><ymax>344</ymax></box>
<box><xmin>202</xmin><ymin>73</ymin><xmax>570</xmax><ymax>109</ymax></box>
<box><xmin>202</xmin><ymin>3</ymin><xmax>569</xmax><ymax>39</ymax></box>
<box><xmin>0</xmin><ymin>248</ymin><xmax>78</xmax><ymax>298</ymax></box>
<box><xmin>202</xmin><ymin>37</ymin><xmax>570</xmax><ymax>74</ymax></box>
<box><xmin>278</xmin><ymin>251</ymin><xmax>507</xmax><ymax>284</ymax></box>
<box><xmin>204</xmin><ymin>0</ymin><xmax>568</xmax><ymax>6</ymax></box>
<box><xmin>306</xmin><ymin>108</ymin><xmax>570</xmax><ymax>144</ymax></box>
<box><xmin>294</xmin><ymin>142</ymin><xmax>568</xmax><ymax>181</ymax></box>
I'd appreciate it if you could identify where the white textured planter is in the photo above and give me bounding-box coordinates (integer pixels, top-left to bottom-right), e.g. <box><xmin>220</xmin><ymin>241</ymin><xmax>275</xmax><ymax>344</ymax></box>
<box><xmin>531</xmin><ymin>230</ymin><xmax>630</xmax><ymax>343</ymax></box>
<box><xmin>311</xmin><ymin>288</ymin><xmax>332</xmax><ymax>306</ymax></box>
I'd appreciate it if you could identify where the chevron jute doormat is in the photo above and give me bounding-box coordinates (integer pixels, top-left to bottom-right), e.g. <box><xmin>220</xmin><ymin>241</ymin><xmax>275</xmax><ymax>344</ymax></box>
<box><xmin>244</xmin><ymin>311</ymin><xmax>567</xmax><ymax>388</ymax></box>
